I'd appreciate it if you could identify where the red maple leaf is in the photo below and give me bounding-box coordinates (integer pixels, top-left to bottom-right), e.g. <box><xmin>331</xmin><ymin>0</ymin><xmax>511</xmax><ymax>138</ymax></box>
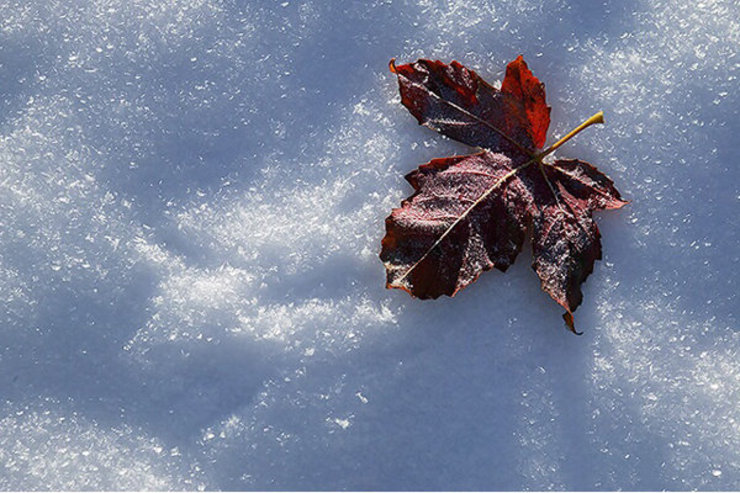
<box><xmin>380</xmin><ymin>56</ymin><xmax>627</xmax><ymax>334</ymax></box>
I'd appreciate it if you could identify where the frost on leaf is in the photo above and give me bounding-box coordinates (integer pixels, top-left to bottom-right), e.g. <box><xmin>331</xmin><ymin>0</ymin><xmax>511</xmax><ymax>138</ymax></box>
<box><xmin>381</xmin><ymin>56</ymin><xmax>626</xmax><ymax>333</ymax></box>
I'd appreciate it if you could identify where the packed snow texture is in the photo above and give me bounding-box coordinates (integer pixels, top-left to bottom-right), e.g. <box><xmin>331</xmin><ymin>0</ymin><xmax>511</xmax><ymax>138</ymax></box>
<box><xmin>0</xmin><ymin>0</ymin><xmax>737</xmax><ymax>490</ymax></box>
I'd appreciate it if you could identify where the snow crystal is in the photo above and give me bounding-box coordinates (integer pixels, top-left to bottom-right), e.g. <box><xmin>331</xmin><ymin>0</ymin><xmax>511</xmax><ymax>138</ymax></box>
<box><xmin>0</xmin><ymin>400</ymin><xmax>203</xmax><ymax>490</ymax></box>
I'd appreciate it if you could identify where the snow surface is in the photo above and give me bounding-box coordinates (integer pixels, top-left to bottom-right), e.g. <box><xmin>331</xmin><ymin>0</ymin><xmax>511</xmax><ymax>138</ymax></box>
<box><xmin>0</xmin><ymin>0</ymin><xmax>737</xmax><ymax>490</ymax></box>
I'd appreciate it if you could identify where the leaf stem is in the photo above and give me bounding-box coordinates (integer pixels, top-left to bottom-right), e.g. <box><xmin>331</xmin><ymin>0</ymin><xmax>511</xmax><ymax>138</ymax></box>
<box><xmin>539</xmin><ymin>111</ymin><xmax>604</xmax><ymax>159</ymax></box>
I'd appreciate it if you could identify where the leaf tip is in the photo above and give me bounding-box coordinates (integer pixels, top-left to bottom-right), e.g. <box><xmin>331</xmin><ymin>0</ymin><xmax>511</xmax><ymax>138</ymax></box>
<box><xmin>563</xmin><ymin>312</ymin><xmax>583</xmax><ymax>335</ymax></box>
<box><xmin>389</xmin><ymin>58</ymin><xmax>398</xmax><ymax>74</ymax></box>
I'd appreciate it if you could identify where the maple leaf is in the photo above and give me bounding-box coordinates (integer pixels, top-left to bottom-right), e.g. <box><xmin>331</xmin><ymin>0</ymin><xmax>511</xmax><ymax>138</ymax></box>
<box><xmin>380</xmin><ymin>56</ymin><xmax>627</xmax><ymax>334</ymax></box>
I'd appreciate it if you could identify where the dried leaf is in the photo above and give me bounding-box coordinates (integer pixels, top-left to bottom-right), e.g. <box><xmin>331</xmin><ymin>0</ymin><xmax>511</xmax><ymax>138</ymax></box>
<box><xmin>381</xmin><ymin>56</ymin><xmax>627</xmax><ymax>333</ymax></box>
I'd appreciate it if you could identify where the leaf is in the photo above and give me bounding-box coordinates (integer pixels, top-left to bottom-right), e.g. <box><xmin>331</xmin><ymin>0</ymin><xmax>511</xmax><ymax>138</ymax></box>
<box><xmin>381</xmin><ymin>56</ymin><xmax>627</xmax><ymax>333</ymax></box>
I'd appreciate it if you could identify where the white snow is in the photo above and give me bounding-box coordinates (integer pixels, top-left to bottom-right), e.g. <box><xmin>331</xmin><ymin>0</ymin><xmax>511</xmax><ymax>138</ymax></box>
<box><xmin>0</xmin><ymin>0</ymin><xmax>737</xmax><ymax>489</ymax></box>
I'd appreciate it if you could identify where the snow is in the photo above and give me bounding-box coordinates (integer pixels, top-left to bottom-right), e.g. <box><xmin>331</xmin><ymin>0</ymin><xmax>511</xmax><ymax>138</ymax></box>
<box><xmin>0</xmin><ymin>0</ymin><xmax>737</xmax><ymax>490</ymax></box>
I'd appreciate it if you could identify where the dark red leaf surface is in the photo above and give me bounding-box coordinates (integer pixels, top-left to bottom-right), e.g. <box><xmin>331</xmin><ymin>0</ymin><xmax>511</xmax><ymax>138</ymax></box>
<box><xmin>381</xmin><ymin>56</ymin><xmax>626</xmax><ymax>333</ymax></box>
